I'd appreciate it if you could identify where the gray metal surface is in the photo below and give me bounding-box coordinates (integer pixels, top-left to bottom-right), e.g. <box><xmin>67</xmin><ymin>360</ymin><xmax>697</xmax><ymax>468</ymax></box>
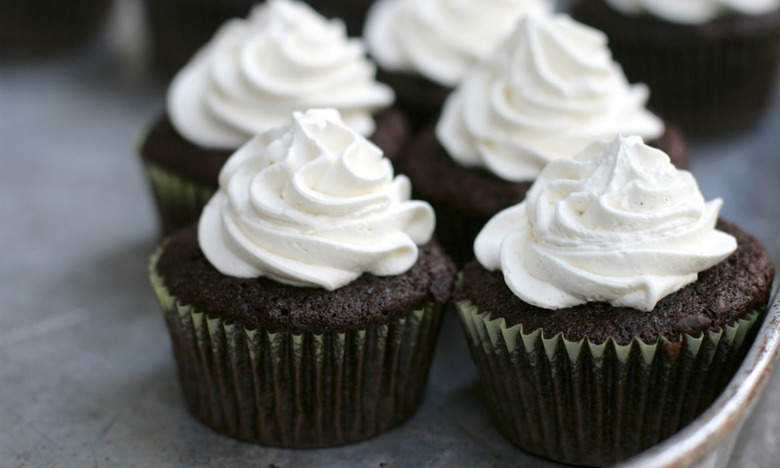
<box><xmin>2</xmin><ymin>2</ymin><xmax>779</xmax><ymax>467</ymax></box>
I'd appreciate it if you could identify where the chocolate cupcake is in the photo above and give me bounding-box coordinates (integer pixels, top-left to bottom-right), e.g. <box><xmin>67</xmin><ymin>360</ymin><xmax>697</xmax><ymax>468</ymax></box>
<box><xmin>363</xmin><ymin>0</ymin><xmax>554</xmax><ymax>130</ymax></box>
<box><xmin>139</xmin><ymin>0</ymin><xmax>406</xmax><ymax>235</ymax></box>
<box><xmin>0</xmin><ymin>0</ymin><xmax>111</xmax><ymax>51</ymax></box>
<box><xmin>149</xmin><ymin>109</ymin><xmax>456</xmax><ymax>447</ymax></box>
<box><xmin>571</xmin><ymin>0</ymin><xmax>780</xmax><ymax>134</ymax></box>
<box><xmin>458</xmin><ymin>135</ymin><xmax>774</xmax><ymax>466</ymax></box>
<box><xmin>399</xmin><ymin>13</ymin><xmax>688</xmax><ymax>265</ymax></box>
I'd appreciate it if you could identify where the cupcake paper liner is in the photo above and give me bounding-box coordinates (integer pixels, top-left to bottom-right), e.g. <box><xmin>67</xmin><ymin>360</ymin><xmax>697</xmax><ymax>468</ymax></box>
<box><xmin>142</xmin><ymin>161</ymin><xmax>217</xmax><ymax>235</ymax></box>
<box><xmin>150</xmin><ymin>250</ymin><xmax>445</xmax><ymax>447</ymax></box>
<box><xmin>611</xmin><ymin>34</ymin><xmax>780</xmax><ymax>133</ymax></box>
<box><xmin>572</xmin><ymin>1</ymin><xmax>780</xmax><ymax>134</ymax></box>
<box><xmin>457</xmin><ymin>300</ymin><xmax>764</xmax><ymax>466</ymax></box>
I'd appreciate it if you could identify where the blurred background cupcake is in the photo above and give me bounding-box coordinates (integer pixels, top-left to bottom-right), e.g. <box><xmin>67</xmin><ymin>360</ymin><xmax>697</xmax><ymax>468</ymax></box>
<box><xmin>398</xmin><ymin>13</ymin><xmax>687</xmax><ymax>265</ymax></box>
<box><xmin>139</xmin><ymin>0</ymin><xmax>407</xmax><ymax>235</ymax></box>
<box><xmin>144</xmin><ymin>0</ymin><xmax>381</xmax><ymax>73</ymax></box>
<box><xmin>0</xmin><ymin>0</ymin><xmax>112</xmax><ymax>51</ymax></box>
<box><xmin>363</xmin><ymin>0</ymin><xmax>554</xmax><ymax>130</ymax></box>
<box><xmin>572</xmin><ymin>0</ymin><xmax>780</xmax><ymax>134</ymax></box>
<box><xmin>150</xmin><ymin>109</ymin><xmax>455</xmax><ymax>447</ymax></box>
<box><xmin>459</xmin><ymin>134</ymin><xmax>774</xmax><ymax>465</ymax></box>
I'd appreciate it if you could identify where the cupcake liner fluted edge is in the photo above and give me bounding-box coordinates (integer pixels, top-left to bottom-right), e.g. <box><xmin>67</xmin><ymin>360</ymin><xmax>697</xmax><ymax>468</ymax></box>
<box><xmin>149</xmin><ymin>248</ymin><xmax>445</xmax><ymax>448</ymax></box>
<box><xmin>143</xmin><ymin>161</ymin><xmax>217</xmax><ymax>236</ymax></box>
<box><xmin>456</xmin><ymin>300</ymin><xmax>764</xmax><ymax>466</ymax></box>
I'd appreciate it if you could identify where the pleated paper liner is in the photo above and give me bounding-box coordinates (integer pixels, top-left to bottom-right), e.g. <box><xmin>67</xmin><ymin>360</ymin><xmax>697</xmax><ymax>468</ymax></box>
<box><xmin>149</xmin><ymin>249</ymin><xmax>445</xmax><ymax>448</ymax></box>
<box><xmin>457</xmin><ymin>300</ymin><xmax>765</xmax><ymax>467</ymax></box>
<box><xmin>572</xmin><ymin>0</ymin><xmax>780</xmax><ymax>134</ymax></box>
<box><xmin>610</xmin><ymin>34</ymin><xmax>780</xmax><ymax>134</ymax></box>
<box><xmin>143</xmin><ymin>161</ymin><xmax>217</xmax><ymax>236</ymax></box>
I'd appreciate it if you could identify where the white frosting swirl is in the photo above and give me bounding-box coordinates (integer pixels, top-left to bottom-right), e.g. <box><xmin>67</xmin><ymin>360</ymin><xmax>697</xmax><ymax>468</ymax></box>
<box><xmin>364</xmin><ymin>0</ymin><xmax>553</xmax><ymax>87</ymax></box>
<box><xmin>605</xmin><ymin>0</ymin><xmax>780</xmax><ymax>24</ymax></box>
<box><xmin>437</xmin><ymin>13</ymin><xmax>664</xmax><ymax>182</ymax></box>
<box><xmin>168</xmin><ymin>0</ymin><xmax>394</xmax><ymax>150</ymax></box>
<box><xmin>198</xmin><ymin>109</ymin><xmax>435</xmax><ymax>290</ymax></box>
<box><xmin>474</xmin><ymin>135</ymin><xmax>737</xmax><ymax>311</ymax></box>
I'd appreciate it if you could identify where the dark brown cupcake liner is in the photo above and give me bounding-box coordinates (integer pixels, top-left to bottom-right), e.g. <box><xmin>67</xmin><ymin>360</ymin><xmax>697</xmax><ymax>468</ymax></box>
<box><xmin>573</xmin><ymin>1</ymin><xmax>780</xmax><ymax>134</ymax></box>
<box><xmin>612</xmin><ymin>35</ymin><xmax>780</xmax><ymax>133</ymax></box>
<box><xmin>142</xmin><ymin>160</ymin><xmax>217</xmax><ymax>235</ymax></box>
<box><xmin>150</xmin><ymin>249</ymin><xmax>445</xmax><ymax>447</ymax></box>
<box><xmin>457</xmin><ymin>300</ymin><xmax>764</xmax><ymax>466</ymax></box>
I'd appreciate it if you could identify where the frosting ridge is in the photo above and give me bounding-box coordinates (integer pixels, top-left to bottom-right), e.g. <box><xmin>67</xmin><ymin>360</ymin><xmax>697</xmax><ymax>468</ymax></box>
<box><xmin>168</xmin><ymin>0</ymin><xmax>394</xmax><ymax>150</ymax></box>
<box><xmin>364</xmin><ymin>0</ymin><xmax>553</xmax><ymax>87</ymax></box>
<box><xmin>474</xmin><ymin>135</ymin><xmax>737</xmax><ymax>311</ymax></box>
<box><xmin>199</xmin><ymin>108</ymin><xmax>435</xmax><ymax>290</ymax></box>
<box><xmin>437</xmin><ymin>13</ymin><xmax>664</xmax><ymax>182</ymax></box>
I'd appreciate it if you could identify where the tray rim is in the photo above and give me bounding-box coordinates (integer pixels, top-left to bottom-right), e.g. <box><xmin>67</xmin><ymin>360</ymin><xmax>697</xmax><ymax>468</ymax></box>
<box><xmin>618</xmin><ymin>293</ymin><xmax>780</xmax><ymax>468</ymax></box>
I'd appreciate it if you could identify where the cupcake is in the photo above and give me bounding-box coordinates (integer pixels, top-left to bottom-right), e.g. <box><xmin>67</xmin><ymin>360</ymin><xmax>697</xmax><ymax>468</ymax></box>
<box><xmin>149</xmin><ymin>108</ymin><xmax>456</xmax><ymax>447</ymax></box>
<box><xmin>458</xmin><ymin>135</ymin><xmax>774</xmax><ymax>466</ymax></box>
<box><xmin>571</xmin><ymin>0</ymin><xmax>780</xmax><ymax>133</ymax></box>
<box><xmin>363</xmin><ymin>0</ymin><xmax>554</xmax><ymax>129</ymax></box>
<box><xmin>0</xmin><ymin>0</ymin><xmax>111</xmax><ymax>51</ymax></box>
<box><xmin>400</xmin><ymin>13</ymin><xmax>688</xmax><ymax>265</ymax></box>
<box><xmin>140</xmin><ymin>0</ymin><xmax>406</xmax><ymax>235</ymax></box>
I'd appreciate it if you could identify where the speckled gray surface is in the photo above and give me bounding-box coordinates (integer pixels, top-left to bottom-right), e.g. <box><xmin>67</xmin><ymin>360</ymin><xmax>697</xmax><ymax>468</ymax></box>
<box><xmin>2</xmin><ymin>2</ymin><xmax>780</xmax><ymax>467</ymax></box>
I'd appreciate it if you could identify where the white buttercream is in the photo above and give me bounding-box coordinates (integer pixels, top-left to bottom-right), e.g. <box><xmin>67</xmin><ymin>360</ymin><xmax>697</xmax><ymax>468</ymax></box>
<box><xmin>364</xmin><ymin>0</ymin><xmax>553</xmax><ymax>87</ymax></box>
<box><xmin>605</xmin><ymin>0</ymin><xmax>780</xmax><ymax>24</ymax></box>
<box><xmin>437</xmin><ymin>13</ymin><xmax>664</xmax><ymax>182</ymax></box>
<box><xmin>168</xmin><ymin>0</ymin><xmax>394</xmax><ymax>150</ymax></box>
<box><xmin>474</xmin><ymin>135</ymin><xmax>737</xmax><ymax>311</ymax></box>
<box><xmin>198</xmin><ymin>109</ymin><xmax>435</xmax><ymax>290</ymax></box>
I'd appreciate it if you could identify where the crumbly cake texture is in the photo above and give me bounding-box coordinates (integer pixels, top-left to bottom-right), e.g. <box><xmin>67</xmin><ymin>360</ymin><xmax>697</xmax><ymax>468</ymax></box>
<box><xmin>398</xmin><ymin>122</ymin><xmax>688</xmax><ymax>264</ymax></box>
<box><xmin>572</xmin><ymin>0</ymin><xmax>780</xmax><ymax>133</ymax></box>
<box><xmin>461</xmin><ymin>220</ymin><xmax>774</xmax><ymax>345</ymax></box>
<box><xmin>152</xmin><ymin>221</ymin><xmax>455</xmax><ymax>447</ymax></box>
<box><xmin>156</xmin><ymin>224</ymin><xmax>456</xmax><ymax>334</ymax></box>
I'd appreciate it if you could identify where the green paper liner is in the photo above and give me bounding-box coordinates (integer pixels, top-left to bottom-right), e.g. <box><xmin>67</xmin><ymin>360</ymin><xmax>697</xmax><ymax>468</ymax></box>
<box><xmin>149</xmin><ymin>249</ymin><xmax>445</xmax><ymax>447</ymax></box>
<box><xmin>143</xmin><ymin>161</ymin><xmax>217</xmax><ymax>235</ymax></box>
<box><xmin>457</xmin><ymin>300</ymin><xmax>764</xmax><ymax>466</ymax></box>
